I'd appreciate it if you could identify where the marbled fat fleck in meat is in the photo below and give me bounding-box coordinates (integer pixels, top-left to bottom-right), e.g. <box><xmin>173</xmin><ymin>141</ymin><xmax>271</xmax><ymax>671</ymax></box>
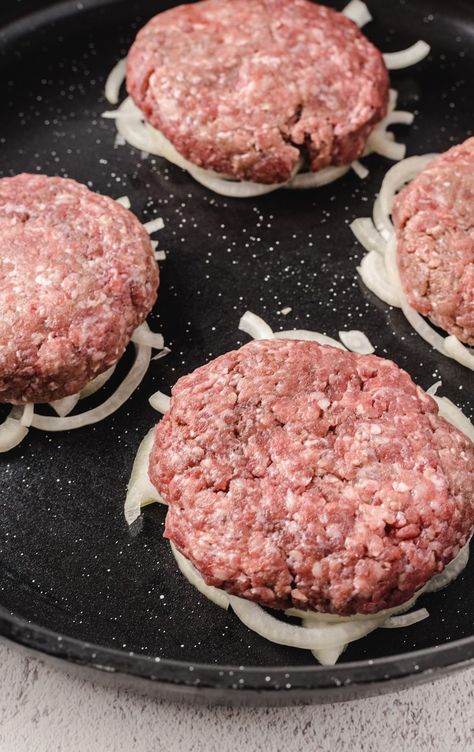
<box><xmin>393</xmin><ymin>137</ymin><xmax>474</xmax><ymax>345</ymax></box>
<box><xmin>0</xmin><ymin>174</ymin><xmax>159</xmax><ymax>403</ymax></box>
<box><xmin>150</xmin><ymin>339</ymin><xmax>474</xmax><ymax>616</ymax></box>
<box><xmin>127</xmin><ymin>0</ymin><xmax>389</xmax><ymax>184</ymax></box>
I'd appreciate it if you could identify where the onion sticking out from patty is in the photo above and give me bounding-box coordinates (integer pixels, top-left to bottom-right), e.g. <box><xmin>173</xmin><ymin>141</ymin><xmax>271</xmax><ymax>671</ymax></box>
<box><xmin>131</xmin><ymin>325</ymin><xmax>165</xmax><ymax>350</ymax></box>
<box><xmin>383</xmin><ymin>41</ymin><xmax>431</xmax><ymax>70</ymax></box>
<box><xmin>31</xmin><ymin>338</ymin><xmax>152</xmax><ymax>432</ymax></box>
<box><xmin>434</xmin><ymin>396</ymin><xmax>474</xmax><ymax>443</ymax></box>
<box><xmin>149</xmin><ymin>391</ymin><xmax>171</xmax><ymax>414</ymax></box>
<box><xmin>124</xmin><ymin>428</ymin><xmax>165</xmax><ymax>526</ymax></box>
<box><xmin>0</xmin><ymin>407</ymin><xmax>30</xmax><ymax>452</ymax></box>
<box><xmin>342</xmin><ymin>0</ymin><xmax>373</xmax><ymax>28</ymax></box>
<box><xmin>143</xmin><ymin>217</ymin><xmax>165</xmax><ymax>234</ymax></box>
<box><xmin>238</xmin><ymin>311</ymin><xmax>275</xmax><ymax>340</ymax></box>
<box><xmin>49</xmin><ymin>394</ymin><xmax>81</xmax><ymax>418</ymax></box>
<box><xmin>115</xmin><ymin>195</ymin><xmax>131</xmax><ymax>209</ymax></box>
<box><xmin>351</xmin><ymin>157</ymin><xmax>474</xmax><ymax>372</ymax></box>
<box><xmin>381</xmin><ymin>609</ymin><xmax>429</xmax><ymax>629</ymax></box>
<box><xmin>171</xmin><ymin>542</ymin><xmax>230</xmax><ymax>610</ymax></box>
<box><xmin>338</xmin><ymin>330</ymin><xmax>375</xmax><ymax>354</ymax></box>
<box><xmin>444</xmin><ymin>336</ymin><xmax>474</xmax><ymax>371</ymax></box>
<box><xmin>104</xmin><ymin>57</ymin><xmax>127</xmax><ymax>105</ymax></box>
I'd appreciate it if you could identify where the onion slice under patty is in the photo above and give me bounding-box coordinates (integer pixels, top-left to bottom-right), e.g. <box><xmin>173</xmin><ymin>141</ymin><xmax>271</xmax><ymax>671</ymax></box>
<box><xmin>31</xmin><ymin>339</ymin><xmax>152</xmax><ymax>432</ymax></box>
<box><xmin>0</xmin><ymin>407</ymin><xmax>30</xmax><ymax>452</ymax></box>
<box><xmin>351</xmin><ymin>156</ymin><xmax>474</xmax><ymax>372</ymax></box>
<box><xmin>124</xmin><ymin>427</ymin><xmax>165</xmax><ymax>526</ymax></box>
<box><xmin>104</xmin><ymin>57</ymin><xmax>126</xmax><ymax>105</ymax></box>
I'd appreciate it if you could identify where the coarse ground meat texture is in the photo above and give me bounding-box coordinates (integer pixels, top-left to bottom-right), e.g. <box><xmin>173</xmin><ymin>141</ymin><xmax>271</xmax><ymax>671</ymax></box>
<box><xmin>127</xmin><ymin>0</ymin><xmax>389</xmax><ymax>184</ymax></box>
<box><xmin>150</xmin><ymin>339</ymin><xmax>474</xmax><ymax>616</ymax></box>
<box><xmin>0</xmin><ymin>173</ymin><xmax>159</xmax><ymax>404</ymax></box>
<box><xmin>393</xmin><ymin>137</ymin><xmax>474</xmax><ymax>345</ymax></box>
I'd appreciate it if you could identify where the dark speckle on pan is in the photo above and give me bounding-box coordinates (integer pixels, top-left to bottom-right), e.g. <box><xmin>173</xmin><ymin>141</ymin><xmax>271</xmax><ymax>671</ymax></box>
<box><xmin>0</xmin><ymin>0</ymin><xmax>472</xmax><ymax>701</ymax></box>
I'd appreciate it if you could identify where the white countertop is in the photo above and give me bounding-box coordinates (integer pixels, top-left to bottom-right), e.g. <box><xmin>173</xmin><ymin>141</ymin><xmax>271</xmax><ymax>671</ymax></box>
<box><xmin>0</xmin><ymin>641</ymin><xmax>473</xmax><ymax>751</ymax></box>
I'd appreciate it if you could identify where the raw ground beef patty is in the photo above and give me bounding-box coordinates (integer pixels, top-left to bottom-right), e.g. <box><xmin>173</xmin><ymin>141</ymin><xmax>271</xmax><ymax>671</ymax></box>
<box><xmin>150</xmin><ymin>339</ymin><xmax>474</xmax><ymax>616</ymax></box>
<box><xmin>393</xmin><ymin>137</ymin><xmax>474</xmax><ymax>345</ymax></box>
<box><xmin>0</xmin><ymin>173</ymin><xmax>159</xmax><ymax>404</ymax></box>
<box><xmin>127</xmin><ymin>0</ymin><xmax>389</xmax><ymax>184</ymax></box>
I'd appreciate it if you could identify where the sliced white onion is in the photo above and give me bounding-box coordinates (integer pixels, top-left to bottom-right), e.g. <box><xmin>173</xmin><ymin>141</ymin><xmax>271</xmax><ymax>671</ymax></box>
<box><xmin>383</xmin><ymin>41</ymin><xmax>431</xmax><ymax>70</ymax></box>
<box><xmin>238</xmin><ymin>311</ymin><xmax>274</xmax><ymax>340</ymax></box>
<box><xmin>229</xmin><ymin>595</ymin><xmax>382</xmax><ymax>650</ymax></box>
<box><xmin>239</xmin><ymin>311</ymin><xmax>347</xmax><ymax>351</ymax></box>
<box><xmin>131</xmin><ymin>324</ymin><xmax>165</xmax><ymax>350</ymax></box>
<box><xmin>188</xmin><ymin>169</ymin><xmax>283</xmax><ymax>198</ymax></box>
<box><xmin>425</xmin><ymin>541</ymin><xmax>471</xmax><ymax>593</ymax></box>
<box><xmin>427</xmin><ymin>380</ymin><xmax>442</xmax><ymax>397</ymax></box>
<box><xmin>149</xmin><ymin>390</ymin><xmax>171</xmax><ymax>414</ymax></box>
<box><xmin>171</xmin><ymin>543</ymin><xmax>230</xmax><ymax>610</ymax></box>
<box><xmin>19</xmin><ymin>402</ymin><xmax>34</xmax><ymax>427</ymax></box>
<box><xmin>364</xmin><ymin>92</ymin><xmax>415</xmax><ymax>164</ymax></box>
<box><xmin>342</xmin><ymin>0</ymin><xmax>372</xmax><ymax>27</ymax></box>
<box><xmin>274</xmin><ymin>329</ymin><xmax>346</xmax><ymax>350</ymax></box>
<box><xmin>287</xmin><ymin>165</ymin><xmax>350</xmax><ymax>190</ymax></box>
<box><xmin>286</xmin><ymin>593</ymin><xmax>419</xmax><ymax>625</ymax></box>
<box><xmin>339</xmin><ymin>330</ymin><xmax>375</xmax><ymax>355</ymax></box>
<box><xmin>381</xmin><ymin>111</ymin><xmax>415</xmax><ymax>127</ymax></box>
<box><xmin>104</xmin><ymin>57</ymin><xmax>127</xmax><ymax>105</ymax></box>
<box><xmin>367</xmin><ymin>131</ymin><xmax>406</xmax><ymax>162</ymax></box>
<box><xmin>80</xmin><ymin>364</ymin><xmax>117</xmax><ymax>399</ymax></box>
<box><xmin>401</xmin><ymin>300</ymin><xmax>449</xmax><ymax>355</ymax></box>
<box><xmin>385</xmin><ymin>239</ymin><xmax>452</xmax><ymax>356</ymax></box>
<box><xmin>30</xmin><ymin>341</ymin><xmax>151</xmax><ymax>432</ymax></box>
<box><xmin>152</xmin><ymin>346</ymin><xmax>171</xmax><ymax>362</ymax></box>
<box><xmin>115</xmin><ymin>195</ymin><xmax>131</xmax><ymax>209</ymax></box>
<box><xmin>155</xmin><ymin>250</ymin><xmax>167</xmax><ymax>262</ymax></box>
<box><xmin>374</xmin><ymin>154</ymin><xmax>437</xmax><ymax>239</ymax></box>
<box><xmin>143</xmin><ymin>217</ymin><xmax>164</xmax><ymax>234</ymax></box>
<box><xmin>0</xmin><ymin>407</ymin><xmax>30</xmax><ymax>452</ymax></box>
<box><xmin>350</xmin><ymin>218</ymin><xmax>387</xmax><ymax>255</ymax></box>
<box><xmin>382</xmin><ymin>608</ymin><xmax>429</xmax><ymax>629</ymax></box>
<box><xmin>108</xmin><ymin>96</ymin><xmax>158</xmax><ymax>153</ymax></box>
<box><xmin>49</xmin><ymin>365</ymin><xmax>118</xmax><ymax>416</ymax></box>
<box><xmin>351</xmin><ymin>160</ymin><xmax>369</xmax><ymax>180</ymax></box>
<box><xmin>434</xmin><ymin>396</ymin><xmax>474</xmax><ymax>442</ymax></box>
<box><xmin>444</xmin><ymin>336</ymin><xmax>474</xmax><ymax>371</ymax></box>
<box><xmin>357</xmin><ymin>251</ymin><xmax>400</xmax><ymax>307</ymax></box>
<box><xmin>373</xmin><ymin>153</ymin><xmax>437</xmax><ymax>238</ymax></box>
<box><xmin>124</xmin><ymin>428</ymin><xmax>164</xmax><ymax>525</ymax></box>
<box><xmin>311</xmin><ymin>645</ymin><xmax>346</xmax><ymax>666</ymax></box>
<box><xmin>50</xmin><ymin>394</ymin><xmax>80</xmax><ymax>418</ymax></box>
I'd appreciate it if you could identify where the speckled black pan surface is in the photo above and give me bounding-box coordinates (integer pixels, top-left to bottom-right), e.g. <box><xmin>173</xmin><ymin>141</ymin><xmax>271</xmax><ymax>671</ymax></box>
<box><xmin>0</xmin><ymin>0</ymin><xmax>473</xmax><ymax>705</ymax></box>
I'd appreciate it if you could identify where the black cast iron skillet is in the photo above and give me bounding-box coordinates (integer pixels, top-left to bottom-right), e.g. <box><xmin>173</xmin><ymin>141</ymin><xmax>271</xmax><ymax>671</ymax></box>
<box><xmin>0</xmin><ymin>0</ymin><xmax>473</xmax><ymax>706</ymax></box>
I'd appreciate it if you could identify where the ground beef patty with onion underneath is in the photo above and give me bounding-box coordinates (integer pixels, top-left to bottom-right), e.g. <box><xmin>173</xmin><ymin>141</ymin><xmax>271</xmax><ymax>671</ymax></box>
<box><xmin>150</xmin><ymin>339</ymin><xmax>474</xmax><ymax>616</ymax></box>
<box><xmin>393</xmin><ymin>137</ymin><xmax>474</xmax><ymax>345</ymax></box>
<box><xmin>126</xmin><ymin>0</ymin><xmax>389</xmax><ymax>184</ymax></box>
<box><xmin>0</xmin><ymin>173</ymin><xmax>159</xmax><ymax>404</ymax></box>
